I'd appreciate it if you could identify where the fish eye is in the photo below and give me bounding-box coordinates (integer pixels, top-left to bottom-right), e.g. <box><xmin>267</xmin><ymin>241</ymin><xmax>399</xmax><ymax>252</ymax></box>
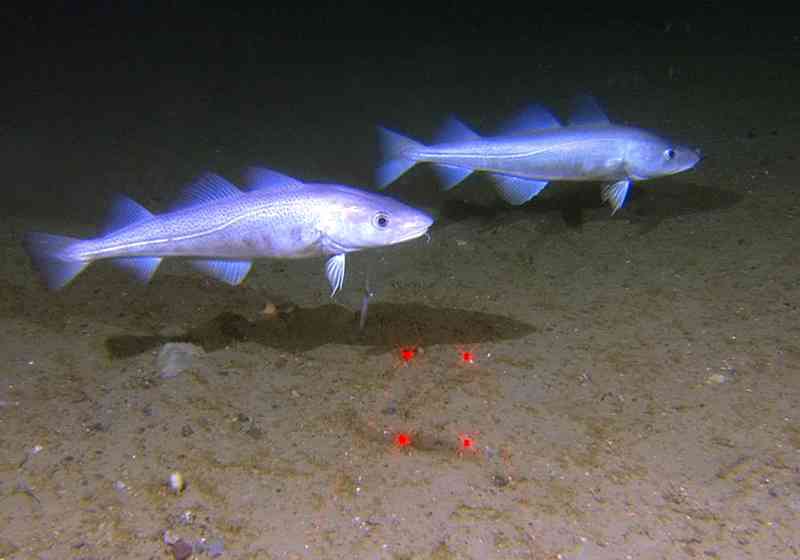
<box><xmin>664</xmin><ymin>148</ymin><xmax>676</xmax><ymax>160</ymax></box>
<box><xmin>373</xmin><ymin>212</ymin><xmax>389</xmax><ymax>229</ymax></box>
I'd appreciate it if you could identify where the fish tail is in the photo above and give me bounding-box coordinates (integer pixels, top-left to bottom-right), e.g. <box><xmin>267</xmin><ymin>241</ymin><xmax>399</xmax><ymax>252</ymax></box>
<box><xmin>375</xmin><ymin>126</ymin><xmax>424</xmax><ymax>189</ymax></box>
<box><xmin>22</xmin><ymin>232</ymin><xmax>90</xmax><ymax>290</ymax></box>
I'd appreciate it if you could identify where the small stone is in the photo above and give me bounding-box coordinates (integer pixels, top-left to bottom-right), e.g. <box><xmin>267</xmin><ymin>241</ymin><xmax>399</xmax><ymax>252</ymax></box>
<box><xmin>492</xmin><ymin>474</ymin><xmax>511</xmax><ymax>488</ymax></box>
<box><xmin>206</xmin><ymin>538</ymin><xmax>225</xmax><ymax>557</ymax></box>
<box><xmin>168</xmin><ymin>471</ymin><xmax>185</xmax><ymax>494</ymax></box>
<box><xmin>382</xmin><ymin>401</ymin><xmax>398</xmax><ymax>416</ymax></box>
<box><xmin>181</xmin><ymin>425</ymin><xmax>194</xmax><ymax>437</ymax></box>
<box><xmin>0</xmin><ymin>538</ymin><xmax>20</xmax><ymax>556</ymax></box>
<box><xmin>707</xmin><ymin>373</ymin><xmax>728</xmax><ymax>384</ymax></box>
<box><xmin>261</xmin><ymin>302</ymin><xmax>278</xmax><ymax>317</ymax></box>
<box><xmin>169</xmin><ymin>539</ymin><xmax>193</xmax><ymax>560</ymax></box>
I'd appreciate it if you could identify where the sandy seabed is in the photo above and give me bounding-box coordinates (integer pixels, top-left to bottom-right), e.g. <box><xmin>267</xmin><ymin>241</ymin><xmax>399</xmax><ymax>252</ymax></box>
<box><xmin>1</xmin><ymin>41</ymin><xmax>798</xmax><ymax>559</ymax></box>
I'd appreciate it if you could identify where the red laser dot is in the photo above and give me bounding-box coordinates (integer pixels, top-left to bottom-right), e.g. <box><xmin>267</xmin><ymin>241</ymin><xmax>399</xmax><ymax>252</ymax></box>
<box><xmin>460</xmin><ymin>435</ymin><xmax>475</xmax><ymax>450</ymax></box>
<box><xmin>461</xmin><ymin>351</ymin><xmax>475</xmax><ymax>364</ymax></box>
<box><xmin>394</xmin><ymin>432</ymin><xmax>412</xmax><ymax>448</ymax></box>
<box><xmin>400</xmin><ymin>347</ymin><xmax>416</xmax><ymax>362</ymax></box>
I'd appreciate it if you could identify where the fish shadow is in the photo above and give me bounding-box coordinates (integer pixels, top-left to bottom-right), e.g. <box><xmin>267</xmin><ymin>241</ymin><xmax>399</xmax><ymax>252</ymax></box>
<box><xmin>105</xmin><ymin>302</ymin><xmax>536</xmax><ymax>357</ymax></box>
<box><xmin>437</xmin><ymin>179</ymin><xmax>741</xmax><ymax>234</ymax></box>
<box><xmin>622</xmin><ymin>180</ymin><xmax>742</xmax><ymax>232</ymax></box>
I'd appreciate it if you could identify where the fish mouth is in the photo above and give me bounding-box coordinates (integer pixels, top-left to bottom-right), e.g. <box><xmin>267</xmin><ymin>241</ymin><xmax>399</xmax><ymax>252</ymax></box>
<box><xmin>396</xmin><ymin>225</ymin><xmax>432</xmax><ymax>244</ymax></box>
<box><xmin>398</xmin><ymin>213</ymin><xmax>435</xmax><ymax>243</ymax></box>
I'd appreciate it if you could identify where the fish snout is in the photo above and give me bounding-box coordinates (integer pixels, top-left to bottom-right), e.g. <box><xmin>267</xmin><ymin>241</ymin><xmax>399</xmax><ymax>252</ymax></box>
<box><xmin>679</xmin><ymin>145</ymin><xmax>702</xmax><ymax>172</ymax></box>
<box><xmin>419</xmin><ymin>210</ymin><xmax>435</xmax><ymax>230</ymax></box>
<box><xmin>400</xmin><ymin>209</ymin><xmax>435</xmax><ymax>242</ymax></box>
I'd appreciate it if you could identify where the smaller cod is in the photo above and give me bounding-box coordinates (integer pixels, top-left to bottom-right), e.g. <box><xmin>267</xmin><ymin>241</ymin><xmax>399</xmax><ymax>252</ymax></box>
<box><xmin>377</xmin><ymin>95</ymin><xmax>701</xmax><ymax>213</ymax></box>
<box><xmin>23</xmin><ymin>167</ymin><xmax>434</xmax><ymax>295</ymax></box>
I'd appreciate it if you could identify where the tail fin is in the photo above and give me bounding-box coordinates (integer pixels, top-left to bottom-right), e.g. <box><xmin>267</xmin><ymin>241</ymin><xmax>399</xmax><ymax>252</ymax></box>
<box><xmin>375</xmin><ymin>126</ymin><xmax>424</xmax><ymax>189</ymax></box>
<box><xmin>22</xmin><ymin>232</ymin><xmax>89</xmax><ymax>290</ymax></box>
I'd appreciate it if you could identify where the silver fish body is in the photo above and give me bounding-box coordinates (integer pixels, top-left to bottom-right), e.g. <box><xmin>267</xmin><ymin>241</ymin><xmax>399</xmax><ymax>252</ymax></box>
<box><xmin>24</xmin><ymin>167</ymin><xmax>434</xmax><ymax>294</ymax></box>
<box><xmin>377</xmin><ymin>95</ymin><xmax>700</xmax><ymax>213</ymax></box>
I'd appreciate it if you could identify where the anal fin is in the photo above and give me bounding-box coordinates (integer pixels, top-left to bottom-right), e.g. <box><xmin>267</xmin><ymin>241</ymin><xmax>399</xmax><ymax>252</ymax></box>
<box><xmin>191</xmin><ymin>259</ymin><xmax>252</xmax><ymax>285</ymax></box>
<box><xmin>489</xmin><ymin>174</ymin><xmax>549</xmax><ymax>205</ymax></box>
<box><xmin>113</xmin><ymin>257</ymin><xmax>162</xmax><ymax>283</ymax></box>
<box><xmin>431</xmin><ymin>164</ymin><xmax>473</xmax><ymax>190</ymax></box>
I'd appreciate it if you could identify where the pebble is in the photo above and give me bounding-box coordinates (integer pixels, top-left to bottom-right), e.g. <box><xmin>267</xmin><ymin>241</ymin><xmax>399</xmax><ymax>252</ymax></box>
<box><xmin>168</xmin><ymin>471</ymin><xmax>185</xmax><ymax>494</ymax></box>
<box><xmin>169</xmin><ymin>539</ymin><xmax>193</xmax><ymax>560</ymax></box>
<box><xmin>261</xmin><ymin>302</ymin><xmax>278</xmax><ymax>317</ymax></box>
<box><xmin>706</xmin><ymin>373</ymin><xmax>728</xmax><ymax>384</ymax></box>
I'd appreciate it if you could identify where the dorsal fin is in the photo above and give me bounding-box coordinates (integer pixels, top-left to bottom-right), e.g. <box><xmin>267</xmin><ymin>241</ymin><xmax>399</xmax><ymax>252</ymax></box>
<box><xmin>243</xmin><ymin>166</ymin><xmax>305</xmax><ymax>190</ymax></box>
<box><xmin>102</xmin><ymin>194</ymin><xmax>154</xmax><ymax>235</ymax></box>
<box><xmin>169</xmin><ymin>173</ymin><xmax>243</xmax><ymax>211</ymax></box>
<box><xmin>569</xmin><ymin>94</ymin><xmax>611</xmax><ymax>126</ymax></box>
<box><xmin>435</xmin><ymin>116</ymin><xmax>481</xmax><ymax>143</ymax></box>
<box><xmin>497</xmin><ymin>104</ymin><xmax>561</xmax><ymax>135</ymax></box>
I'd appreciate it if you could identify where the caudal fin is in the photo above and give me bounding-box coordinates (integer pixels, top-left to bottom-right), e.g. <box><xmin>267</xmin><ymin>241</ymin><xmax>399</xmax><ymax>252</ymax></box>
<box><xmin>22</xmin><ymin>232</ymin><xmax>89</xmax><ymax>290</ymax></box>
<box><xmin>375</xmin><ymin>126</ymin><xmax>424</xmax><ymax>189</ymax></box>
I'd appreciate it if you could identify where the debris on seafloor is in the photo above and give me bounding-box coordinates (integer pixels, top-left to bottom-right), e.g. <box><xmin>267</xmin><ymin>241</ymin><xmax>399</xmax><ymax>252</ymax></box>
<box><xmin>164</xmin><ymin>530</ymin><xmax>225</xmax><ymax>559</ymax></box>
<box><xmin>165</xmin><ymin>535</ymin><xmax>193</xmax><ymax>560</ymax></box>
<box><xmin>14</xmin><ymin>479</ymin><xmax>41</xmax><ymax>506</ymax></box>
<box><xmin>706</xmin><ymin>372</ymin><xmax>729</xmax><ymax>384</ymax></box>
<box><xmin>261</xmin><ymin>301</ymin><xmax>278</xmax><ymax>317</ymax></box>
<box><xmin>196</xmin><ymin>538</ymin><xmax>225</xmax><ymax>557</ymax></box>
<box><xmin>167</xmin><ymin>471</ymin><xmax>185</xmax><ymax>494</ymax></box>
<box><xmin>156</xmin><ymin>342</ymin><xmax>205</xmax><ymax>379</ymax></box>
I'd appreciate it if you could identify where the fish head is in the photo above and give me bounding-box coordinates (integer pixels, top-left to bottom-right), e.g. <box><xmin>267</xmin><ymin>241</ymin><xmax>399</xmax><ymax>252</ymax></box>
<box><xmin>319</xmin><ymin>186</ymin><xmax>434</xmax><ymax>252</ymax></box>
<box><xmin>624</xmin><ymin>131</ymin><xmax>701</xmax><ymax>181</ymax></box>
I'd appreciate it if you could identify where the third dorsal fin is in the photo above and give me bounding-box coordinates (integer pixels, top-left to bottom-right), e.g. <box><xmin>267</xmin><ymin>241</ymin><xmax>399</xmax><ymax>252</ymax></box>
<box><xmin>569</xmin><ymin>94</ymin><xmax>610</xmax><ymax>126</ymax></box>
<box><xmin>102</xmin><ymin>195</ymin><xmax>154</xmax><ymax>235</ymax></box>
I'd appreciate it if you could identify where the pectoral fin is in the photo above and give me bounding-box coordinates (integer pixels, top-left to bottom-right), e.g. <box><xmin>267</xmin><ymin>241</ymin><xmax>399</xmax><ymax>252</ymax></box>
<box><xmin>325</xmin><ymin>254</ymin><xmax>346</xmax><ymax>297</ymax></box>
<box><xmin>601</xmin><ymin>180</ymin><xmax>631</xmax><ymax>214</ymax></box>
